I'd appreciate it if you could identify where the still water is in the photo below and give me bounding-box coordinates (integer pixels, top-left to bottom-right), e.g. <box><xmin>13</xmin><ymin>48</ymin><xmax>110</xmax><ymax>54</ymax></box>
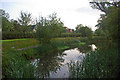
<box><xmin>31</xmin><ymin>44</ymin><xmax>97</xmax><ymax>78</ymax></box>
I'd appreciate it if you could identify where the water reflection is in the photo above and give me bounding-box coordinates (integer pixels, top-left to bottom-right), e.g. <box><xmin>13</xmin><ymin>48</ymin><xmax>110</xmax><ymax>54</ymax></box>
<box><xmin>77</xmin><ymin>44</ymin><xmax>91</xmax><ymax>53</ymax></box>
<box><xmin>31</xmin><ymin>44</ymin><xmax>97</xmax><ymax>78</ymax></box>
<box><xmin>31</xmin><ymin>51</ymin><xmax>64</xmax><ymax>78</ymax></box>
<box><xmin>89</xmin><ymin>44</ymin><xmax>97</xmax><ymax>51</ymax></box>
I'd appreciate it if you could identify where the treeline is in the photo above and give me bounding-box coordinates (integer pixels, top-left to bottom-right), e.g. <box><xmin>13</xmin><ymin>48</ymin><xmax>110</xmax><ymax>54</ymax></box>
<box><xmin>90</xmin><ymin>1</ymin><xmax>120</xmax><ymax>42</ymax></box>
<box><xmin>2</xmin><ymin>32</ymin><xmax>82</xmax><ymax>40</ymax></box>
<box><xmin>1</xmin><ymin>9</ymin><xmax>93</xmax><ymax>40</ymax></box>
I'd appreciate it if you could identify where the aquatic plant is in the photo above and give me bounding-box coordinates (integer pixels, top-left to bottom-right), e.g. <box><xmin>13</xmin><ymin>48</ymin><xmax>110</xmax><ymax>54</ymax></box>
<box><xmin>68</xmin><ymin>46</ymin><xmax>119</xmax><ymax>78</ymax></box>
<box><xmin>2</xmin><ymin>54</ymin><xmax>37</xmax><ymax>78</ymax></box>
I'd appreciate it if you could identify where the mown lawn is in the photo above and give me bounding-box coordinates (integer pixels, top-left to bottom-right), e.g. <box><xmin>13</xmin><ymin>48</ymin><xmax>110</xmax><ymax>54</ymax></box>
<box><xmin>2</xmin><ymin>38</ymin><xmax>39</xmax><ymax>52</ymax></box>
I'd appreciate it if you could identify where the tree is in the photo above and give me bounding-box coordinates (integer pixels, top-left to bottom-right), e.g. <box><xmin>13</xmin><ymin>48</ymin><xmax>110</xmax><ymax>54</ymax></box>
<box><xmin>94</xmin><ymin>28</ymin><xmax>105</xmax><ymax>36</ymax></box>
<box><xmin>1</xmin><ymin>9</ymin><xmax>14</xmax><ymax>32</ymax></box>
<box><xmin>11</xmin><ymin>19</ymin><xmax>21</xmax><ymax>32</ymax></box>
<box><xmin>76</xmin><ymin>24</ymin><xmax>84</xmax><ymax>32</ymax></box>
<box><xmin>18</xmin><ymin>11</ymin><xmax>32</xmax><ymax>32</ymax></box>
<box><xmin>0</xmin><ymin>9</ymin><xmax>9</xmax><ymax>19</ymax></box>
<box><xmin>89</xmin><ymin>1</ymin><xmax>120</xmax><ymax>14</ymax></box>
<box><xmin>2</xmin><ymin>17</ymin><xmax>14</xmax><ymax>32</ymax></box>
<box><xmin>103</xmin><ymin>6</ymin><xmax>120</xmax><ymax>40</ymax></box>
<box><xmin>90</xmin><ymin>1</ymin><xmax>120</xmax><ymax>40</ymax></box>
<box><xmin>95</xmin><ymin>14</ymin><xmax>106</xmax><ymax>32</ymax></box>
<box><xmin>76</xmin><ymin>24</ymin><xmax>92</xmax><ymax>38</ymax></box>
<box><xmin>36</xmin><ymin>13</ymin><xmax>64</xmax><ymax>44</ymax></box>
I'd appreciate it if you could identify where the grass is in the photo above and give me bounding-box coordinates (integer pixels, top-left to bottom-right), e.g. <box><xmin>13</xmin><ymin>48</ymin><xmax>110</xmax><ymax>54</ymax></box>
<box><xmin>58</xmin><ymin>46</ymin><xmax>69</xmax><ymax>50</ymax></box>
<box><xmin>2</xmin><ymin>37</ymin><xmax>88</xmax><ymax>78</ymax></box>
<box><xmin>68</xmin><ymin>42</ymin><xmax>119</xmax><ymax>78</ymax></box>
<box><xmin>2</xmin><ymin>38</ymin><xmax>39</xmax><ymax>52</ymax></box>
<box><xmin>3</xmin><ymin>37</ymin><xmax>118</xmax><ymax>78</ymax></box>
<box><xmin>2</xmin><ymin>54</ymin><xmax>37</xmax><ymax>78</ymax></box>
<box><xmin>1</xmin><ymin>38</ymin><xmax>29</xmax><ymax>42</ymax></box>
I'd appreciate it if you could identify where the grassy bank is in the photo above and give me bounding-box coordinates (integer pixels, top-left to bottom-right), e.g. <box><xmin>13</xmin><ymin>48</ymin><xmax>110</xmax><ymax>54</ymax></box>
<box><xmin>2</xmin><ymin>36</ymin><xmax>109</xmax><ymax>78</ymax></box>
<box><xmin>68</xmin><ymin>42</ymin><xmax>119</xmax><ymax>78</ymax></box>
<box><xmin>2</xmin><ymin>38</ymin><xmax>39</xmax><ymax>52</ymax></box>
<box><xmin>2</xmin><ymin>37</ymin><xmax>88</xmax><ymax>78</ymax></box>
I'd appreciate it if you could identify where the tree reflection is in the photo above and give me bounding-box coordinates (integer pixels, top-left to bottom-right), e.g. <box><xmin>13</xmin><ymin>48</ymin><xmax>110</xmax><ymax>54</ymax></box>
<box><xmin>32</xmin><ymin>50</ymin><xmax>65</xmax><ymax>78</ymax></box>
<box><xmin>77</xmin><ymin>44</ymin><xmax>91</xmax><ymax>53</ymax></box>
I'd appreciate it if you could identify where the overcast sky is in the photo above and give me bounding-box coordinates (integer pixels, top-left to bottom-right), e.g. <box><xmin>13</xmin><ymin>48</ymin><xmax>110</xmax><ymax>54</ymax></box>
<box><xmin>1</xmin><ymin>0</ymin><xmax>103</xmax><ymax>31</ymax></box>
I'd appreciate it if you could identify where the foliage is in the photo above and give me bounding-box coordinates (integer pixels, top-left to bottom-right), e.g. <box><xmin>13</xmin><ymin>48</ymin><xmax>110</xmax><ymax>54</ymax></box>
<box><xmin>89</xmin><ymin>1</ymin><xmax>120</xmax><ymax>13</ymax></box>
<box><xmin>2</xmin><ymin>17</ymin><xmax>14</xmax><ymax>32</ymax></box>
<box><xmin>95</xmin><ymin>14</ymin><xmax>106</xmax><ymax>33</ymax></box>
<box><xmin>36</xmin><ymin>44</ymin><xmax>53</xmax><ymax>55</ymax></box>
<box><xmin>2</xmin><ymin>37</ymin><xmax>90</xmax><ymax>78</ymax></box>
<box><xmin>18</xmin><ymin>11</ymin><xmax>33</xmax><ymax>32</ymax></box>
<box><xmin>103</xmin><ymin>7</ymin><xmax>120</xmax><ymax>40</ymax></box>
<box><xmin>68</xmin><ymin>45</ymin><xmax>119</xmax><ymax>78</ymax></box>
<box><xmin>94</xmin><ymin>28</ymin><xmax>105</xmax><ymax>36</ymax></box>
<box><xmin>0</xmin><ymin>9</ymin><xmax>9</xmax><ymax>19</ymax></box>
<box><xmin>18</xmin><ymin>11</ymin><xmax>32</xmax><ymax>26</ymax></box>
<box><xmin>1</xmin><ymin>10</ymin><xmax>33</xmax><ymax>33</ymax></box>
<box><xmin>2</xmin><ymin>32</ymin><xmax>35</xmax><ymax>40</ymax></box>
<box><xmin>76</xmin><ymin>24</ymin><xmax>92</xmax><ymax>38</ymax></box>
<box><xmin>58</xmin><ymin>33</ymin><xmax>81</xmax><ymax>37</ymax></box>
<box><xmin>10</xmin><ymin>19</ymin><xmax>21</xmax><ymax>31</ymax></box>
<box><xmin>2</xmin><ymin>53</ymin><xmax>36</xmax><ymax>78</ymax></box>
<box><xmin>91</xmin><ymin>1</ymin><xmax>120</xmax><ymax>41</ymax></box>
<box><xmin>36</xmin><ymin>13</ymin><xmax>64</xmax><ymax>44</ymax></box>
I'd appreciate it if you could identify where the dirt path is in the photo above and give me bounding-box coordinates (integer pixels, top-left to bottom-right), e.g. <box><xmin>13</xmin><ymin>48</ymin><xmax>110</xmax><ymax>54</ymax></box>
<box><xmin>17</xmin><ymin>45</ymin><xmax>39</xmax><ymax>51</ymax></box>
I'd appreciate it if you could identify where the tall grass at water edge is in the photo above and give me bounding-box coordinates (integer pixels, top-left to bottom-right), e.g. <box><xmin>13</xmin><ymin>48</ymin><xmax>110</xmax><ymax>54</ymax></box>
<box><xmin>68</xmin><ymin>45</ymin><xmax>119</xmax><ymax>78</ymax></box>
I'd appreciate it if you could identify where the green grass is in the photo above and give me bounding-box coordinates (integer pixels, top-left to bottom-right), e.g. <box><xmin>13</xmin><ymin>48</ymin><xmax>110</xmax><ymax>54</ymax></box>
<box><xmin>2</xmin><ymin>37</ymin><xmax>89</xmax><ymax>78</ymax></box>
<box><xmin>68</xmin><ymin>43</ymin><xmax>119</xmax><ymax>78</ymax></box>
<box><xmin>2</xmin><ymin>38</ymin><xmax>39</xmax><ymax>52</ymax></box>
<box><xmin>2</xmin><ymin>53</ymin><xmax>37</xmax><ymax>78</ymax></box>
<box><xmin>58</xmin><ymin>46</ymin><xmax>69</xmax><ymax>50</ymax></box>
<box><xmin>1</xmin><ymin>38</ymin><xmax>29</xmax><ymax>42</ymax></box>
<box><xmin>3</xmin><ymin>37</ymin><xmax>117</xmax><ymax>78</ymax></box>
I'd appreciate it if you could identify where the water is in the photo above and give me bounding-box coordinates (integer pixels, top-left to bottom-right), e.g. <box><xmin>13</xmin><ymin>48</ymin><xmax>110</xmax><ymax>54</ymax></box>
<box><xmin>31</xmin><ymin>44</ymin><xmax>97</xmax><ymax>78</ymax></box>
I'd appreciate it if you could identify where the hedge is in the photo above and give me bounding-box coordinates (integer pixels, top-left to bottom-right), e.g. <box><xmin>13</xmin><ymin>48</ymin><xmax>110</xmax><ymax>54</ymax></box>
<box><xmin>2</xmin><ymin>32</ymin><xmax>35</xmax><ymax>40</ymax></box>
<box><xmin>2</xmin><ymin>32</ymin><xmax>81</xmax><ymax>40</ymax></box>
<box><xmin>57</xmin><ymin>33</ymin><xmax>81</xmax><ymax>37</ymax></box>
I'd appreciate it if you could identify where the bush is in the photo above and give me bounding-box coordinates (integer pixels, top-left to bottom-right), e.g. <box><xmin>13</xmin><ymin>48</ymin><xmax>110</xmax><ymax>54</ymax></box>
<box><xmin>2</xmin><ymin>49</ymin><xmax>36</xmax><ymax>78</ymax></box>
<box><xmin>57</xmin><ymin>33</ymin><xmax>81</xmax><ymax>37</ymax></box>
<box><xmin>68</xmin><ymin>46</ymin><xmax>119</xmax><ymax>78</ymax></box>
<box><xmin>2</xmin><ymin>32</ymin><xmax>35</xmax><ymax>40</ymax></box>
<box><xmin>36</xmin><ymin>44</ymin><xmax>53</xmax><ymax>55</ymax></box>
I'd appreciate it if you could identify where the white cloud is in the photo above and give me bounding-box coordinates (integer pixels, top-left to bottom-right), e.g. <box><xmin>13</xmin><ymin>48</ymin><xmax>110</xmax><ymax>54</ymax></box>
<box><xmin>1</xmin><ymin>0</ymin><xmax>103</xmax><ymax>31</ymax></box>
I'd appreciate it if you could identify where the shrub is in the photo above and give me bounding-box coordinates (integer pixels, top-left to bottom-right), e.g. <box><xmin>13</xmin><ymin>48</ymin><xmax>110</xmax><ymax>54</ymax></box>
<box><xmin>2</xmin><ymin>51</ymin><xmax>36</xmax><ymax>78</ymax></box>
<box><xmin>68</xmin><ymin>46</ymin><xmax>119</xmax><ymax>78</ymax></box>
<box><xmin>2</xmin><ymin>32</ymin><xmax>35</xmax><ymax>40</ymax></box>
<box><xmin>58</xmin><ymin>33</ymin><xmax>81</xmax><ymax>37</ymax></box>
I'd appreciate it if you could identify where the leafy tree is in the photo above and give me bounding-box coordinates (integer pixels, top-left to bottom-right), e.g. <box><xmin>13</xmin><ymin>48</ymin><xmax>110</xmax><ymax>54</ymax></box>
<box><xmin>36</xmin><ymin>13</ymin><xmax>64</xmax><ymax>44</ymax></box>
<box><xmin>89</xmin><ymin>1</ymin><xmax>120</xmax><ymax>13</ymax></box>
<box><xmin>0</xmin><ymin>9</ymin><xmax>9</xmax><ymax>19</ymax></box>
<box><xmin>103</xmin><ymin>6</ymin><xmax>120</xmax><ymax>40</ymax></box>
<box><xmin>76</xmin><ymin>24</ymin><xmax>92</xmax><ymax>38</ymax></box>
<box><xmin>90</xmin><ymin>1</ymin><xmax>120</xmax><ymax>40</ymax></box>
<box><xmin>94</xmin><ymin>28</ymin><xmax>105</xmax><ymax>36</ymax></box>
<box><xmin>76</xmin><ymin>24</ymin><xmax>84</xmax><ymax>32</ymax></box>
<box><xmin>10</xmin><ymin>19</ymin><xmax>21</xmax><ymax>32</ymax></box>
<box><xmin>95</xmin><ymin>14</ymin><xmax>106</xmax><ymax>33</ymax></box>
<box><xmin>1</xmin><ymin>9</ymin><xmax>14</xmax><ymax>32</ymax></box>
<box><xmin>2</xmin><ymin>17</ymin><xmax>14</xmax><ymax>32</ymax></box>
<box><xmin>18</xmin><ymin>11</ymin><xmax>32</xmax><ymax>32</ymax></box>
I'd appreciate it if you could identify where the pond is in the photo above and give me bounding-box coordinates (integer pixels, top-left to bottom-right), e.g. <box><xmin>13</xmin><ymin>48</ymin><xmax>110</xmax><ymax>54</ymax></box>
<box><xmin>30</xmin><ymin>44</ymin><xmax>97</xmax><ymax>78</ymax></box>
